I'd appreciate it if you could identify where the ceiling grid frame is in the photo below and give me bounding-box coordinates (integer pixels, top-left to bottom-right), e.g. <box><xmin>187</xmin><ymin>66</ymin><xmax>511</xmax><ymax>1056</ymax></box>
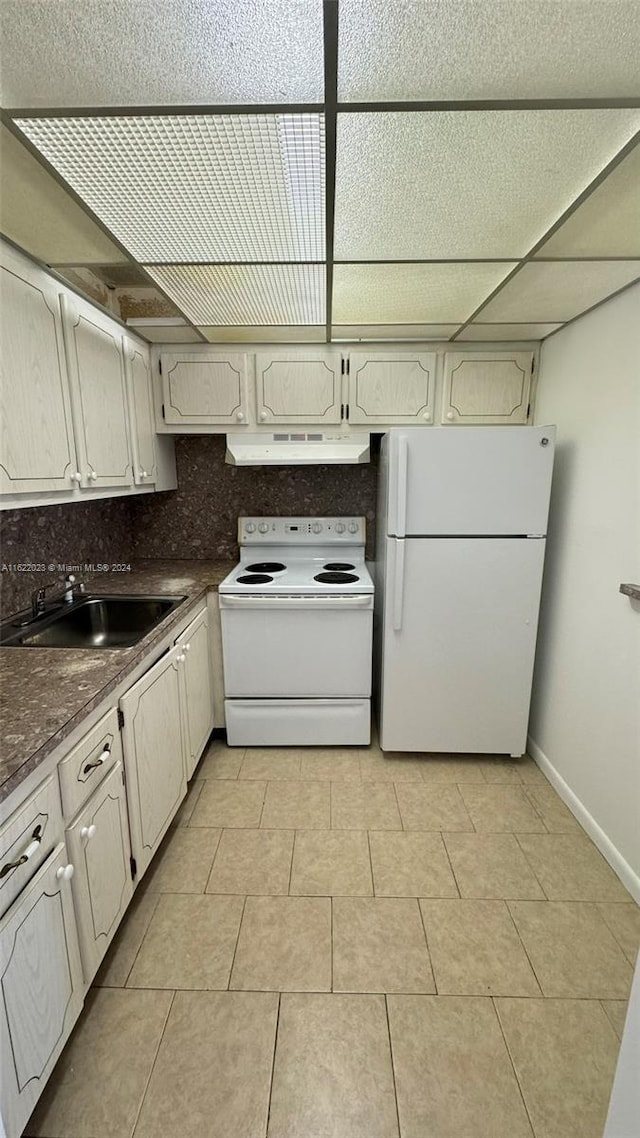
<box><xmin>2</xmin><ymin>0</ymin><xmax>640</xmax><ymax>343</ymax></box>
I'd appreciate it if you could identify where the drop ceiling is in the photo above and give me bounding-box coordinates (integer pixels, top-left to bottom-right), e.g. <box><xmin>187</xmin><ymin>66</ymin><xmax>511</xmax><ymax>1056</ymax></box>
<box><xmin>1</xmin><ymin>0</ymin><xmax>639</xmax><ymax>345</ymax></box>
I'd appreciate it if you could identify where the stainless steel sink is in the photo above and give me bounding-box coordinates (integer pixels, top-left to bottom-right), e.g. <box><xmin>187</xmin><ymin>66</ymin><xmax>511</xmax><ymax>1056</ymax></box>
<box><xmin>0</xmin><ymin>595</ymin><xmax>187</xmax><ymax>649</ymax></box>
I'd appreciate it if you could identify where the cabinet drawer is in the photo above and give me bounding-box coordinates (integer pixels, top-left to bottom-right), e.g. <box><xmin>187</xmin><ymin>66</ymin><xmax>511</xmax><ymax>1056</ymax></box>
<box><xmin>0</xmin><ymin>774</ymin><xmax>63</xmax><ymax>918</ymax></box>
<box><xmin>58</xmin><ymin>708</ymin><xmax>122</xmax><ymax>819</ymax></box>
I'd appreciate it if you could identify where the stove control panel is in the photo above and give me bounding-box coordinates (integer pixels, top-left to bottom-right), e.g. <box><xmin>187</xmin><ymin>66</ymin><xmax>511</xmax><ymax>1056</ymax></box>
<box><xmin>238</xmin><ymin>517</ymin><xmax>366</xmax><ymax>544</ymax></box>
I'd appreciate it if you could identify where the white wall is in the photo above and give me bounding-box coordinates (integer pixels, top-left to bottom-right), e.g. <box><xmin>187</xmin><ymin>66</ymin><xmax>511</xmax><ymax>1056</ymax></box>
<box><xmin>530</xmin><ymin>283</ymin><xmax>640</xmax><ymax>894</ymax></box>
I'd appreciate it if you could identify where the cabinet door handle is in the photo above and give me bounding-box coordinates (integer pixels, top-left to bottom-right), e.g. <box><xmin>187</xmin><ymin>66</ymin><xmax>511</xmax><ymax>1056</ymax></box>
<box><xmin>0</xmin><ymin>826</ymin><xmax>43</xmax><ymax>878</ymax></box>
<box><xmin>140</xmin><ymin>469</ymin><xmax>148</xmax><ymax>479</ymax></box>
<box><xmin>80</xmin><ymin>825</ymin><xmax>97</xmax><ymax>840</ymax></box>
<box><xmin>83</xmin><ymin>745</ymin><xmax>110</xmax><ymax>775</ymax></box>
<box><xmin>236</xmin><ymin>411</ymin><xmax>245</xmax><ymax>421</ymax></box>
<box><xmin>177</xmin><ymin>653</ymin><xmax>186</xmax><ymax>663</ymax></box>
<box><xmin>71</xmin><ymin>472</ymin><xmax>82</xmax><ymax>483</ymax></box>
<box><xmin>89</xmin><ymin>470</ymin><xmax>98</xmax><ymax>481</ymax></box>
<box><xmin>183</xmin><ymin>642</ymin><xmax>191</xmax><ymax>652</ymax></box>
<box><xmin>56</xmin><ymin>863</ymin><xmax>74</xmax><ymax>881</ymax></box>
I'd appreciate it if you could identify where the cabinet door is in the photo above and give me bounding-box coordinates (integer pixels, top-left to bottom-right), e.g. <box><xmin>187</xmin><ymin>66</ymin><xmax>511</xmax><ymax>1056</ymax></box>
<box><xmin>255</xmin><ymin>351</ymin><xmax>342</xmax><ymax>424</ymax></box>
<box><xmin>0</xmin><ymin>245</ymin><xmax>78</xmax><ymax>495</ymax></box>
<box><xmin>61</xmin><ymin>294</ymin><xmax>133</xmax><ymax>487</ymax></box>
<box><xmin>347</xmin><ymin>352</ymin><xmax>436</xmax><ymax>425</ymax></box>
<box><xmin>442</xmin><ymin>351</ymin><xmax>533</xmax><ymax>425</ymax></box>
<box><xmin>124</xmin><ymin>336</ymin><xmax>157</xmax><ymax>485</ymax></box>
<box><xmin>0</xmin><ymin>843</ymin><xmax>83</xmax><ymax>1138</ymax></box>
<box><xmin>66</xmin><ymin>761</ymin><xmax>133</xmax><ymax>985</ymax></box>
<box><xmin>161</xmin><ymin>351</ymin><xmax>249</xmax><ymax>426</ymax></box>
<box><xmin>175</xmin><ymin>607</ymin><xmax>214</xmax><ymax>779</ymax></box>
<box><xmin>120</xmin><ymin>645</ymin><xmax>187</xmax><ymax>880</ymax></box>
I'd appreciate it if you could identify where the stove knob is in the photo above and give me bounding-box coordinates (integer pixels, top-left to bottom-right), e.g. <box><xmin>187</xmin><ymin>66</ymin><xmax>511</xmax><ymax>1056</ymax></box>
<box><xmin>312</xmin><ymin>522</ymin><xmax>323</xmax><ymax>534</ymax></box>
<box><xmin>348</xmin><ymin>522</ymin><xmax>359</xmax><ymax>534</ymax></box>
<box><xmin>335</xmin><ymin>522</ymin><xmax>346</xmax><ymax>534</ymax></box>
<box><xmin>258</xmin><ymin>522</ymin><xmax>269</xmax><ymax>534</ymax></box>
<box><xmin>245</xmin><ymin>522</ymin><xmax>256</xmax><ymax>534</ymax></box>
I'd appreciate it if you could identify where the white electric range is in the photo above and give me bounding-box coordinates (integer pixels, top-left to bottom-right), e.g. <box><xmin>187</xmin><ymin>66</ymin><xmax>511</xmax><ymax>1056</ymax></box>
<box><xmin>219</xmin><ymin>517</ymin><xmax>374</xmax><ymax>746</ymax></box>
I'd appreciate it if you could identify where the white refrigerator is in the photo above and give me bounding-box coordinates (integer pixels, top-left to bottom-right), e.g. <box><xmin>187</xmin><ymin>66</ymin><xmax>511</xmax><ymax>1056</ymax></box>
<box><xmin>375</xmin><ymin>426</ymin><xmax>556</xmax><ymax>756</ymax></box>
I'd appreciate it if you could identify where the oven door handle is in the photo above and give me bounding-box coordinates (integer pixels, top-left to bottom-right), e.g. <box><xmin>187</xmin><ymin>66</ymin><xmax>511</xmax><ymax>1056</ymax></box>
<box><xmin>219</xmin><ymin>594</ymin><xmax>373</xmax><ymax>609</ymax></box>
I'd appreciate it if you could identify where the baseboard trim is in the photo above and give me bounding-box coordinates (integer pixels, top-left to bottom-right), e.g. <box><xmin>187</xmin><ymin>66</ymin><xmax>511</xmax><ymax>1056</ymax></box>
<box><xmin>527</xmin><ymin>734</ymin><xmax>640</xmax><ymax>904</ymax></box>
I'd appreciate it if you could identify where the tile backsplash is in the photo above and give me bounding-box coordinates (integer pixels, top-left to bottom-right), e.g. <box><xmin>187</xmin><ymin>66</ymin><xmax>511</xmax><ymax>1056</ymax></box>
<box><xmin>130</xmin><ymin>435</ymin><xmax>378</xmax><ymax>560</ymax></box>
<box><xmin>1</xmin><ymin>436</ymin><xmax>378</xmax><ymax>616</ymax></box>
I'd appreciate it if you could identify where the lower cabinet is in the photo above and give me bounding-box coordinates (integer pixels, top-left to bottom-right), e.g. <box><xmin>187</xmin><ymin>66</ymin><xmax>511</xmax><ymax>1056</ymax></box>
<box><xmin>175</xmin><ymin>606</ymin><xmax>215</xmax><ymax>779</ymax></box>
<box><xmin>65</xmin><ymin>760</ymin><xmax>133</xmax><ymax>983</ymax></box>
<box><xmin>120</xmin><ymin>643</ymin><xmax>187</xmax><ymax>881</ymax></box>
<box><xmin>0</xmin><ymin>843</ymin><xmax>84</xmax><ymax>1138</ymax></box>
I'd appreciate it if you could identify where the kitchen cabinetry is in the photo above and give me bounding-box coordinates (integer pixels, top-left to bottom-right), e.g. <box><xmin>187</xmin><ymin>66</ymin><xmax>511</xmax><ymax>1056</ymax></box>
<box><xmin>0</xmin><ymin>842</ymin><xmax>84</xmax><ymax>1138</ymax></box>
<box><xmin>346</xmin><ymin>351</ymin><xmax>436</xmax><ymax>424</ymax></box>
<box><xmin>61</xmin><ymin>294</ymin><xmax>132</xmax><ymax>489</ymax></box>
<box><xmin>160</xmin><ymin>349</ymin><xmax>249</xmax><ymax>426</ymax></box>
<box><xmin>65</xmin><ymin>760</ymin><xmax>133</xmax><ymax>982</ymax></box>
<box><xmin>119</xmin><ymin>643</ymin><xmax>187</xmax><ymax>880</ymax></box>
<box><xmin>124</xmin><ymin>335</ymin><xmax>157</xmax><ymax>485</ymax></box>
<box><xmin>255</xmin><ymin>350</ymin><xmax>342</xmax><ymax>424</ymax></box>
<box><xmin>442</xmin><ymin>351</ymin><xmax>533</xmax><ymax>424</ymax></box>
<box><xmin>175</xmin><ymin>606</ymin><xmax>214</xmax><ymax>778</ymax></box>
<box><xmin>0</xmin><ymin>242</ymin><xmax>78</xmax><ymax>495</ymax></box>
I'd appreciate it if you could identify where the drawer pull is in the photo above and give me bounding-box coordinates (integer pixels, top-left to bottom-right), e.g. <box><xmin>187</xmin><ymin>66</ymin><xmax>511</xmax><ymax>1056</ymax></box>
<box><xmin>0</xmin><ymin>824</ymin><xmax>43</xmax><ymax>879</ymax></box>
<box><xmin>56</xmin><ymin>863</ymin><xmax>74</xmax><ymax>882</ymax></box>
<box><xmin>83</xmin><ymin>745</ymin><xmax>110</xmax><ymax>775</ymax></box>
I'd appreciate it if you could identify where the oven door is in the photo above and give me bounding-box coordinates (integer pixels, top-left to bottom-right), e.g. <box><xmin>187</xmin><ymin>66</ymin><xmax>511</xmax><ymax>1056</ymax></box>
<box><xmin>219</xmin><ymin>593</ymin><xmax>373</xmax><ymax>698</ymax></box>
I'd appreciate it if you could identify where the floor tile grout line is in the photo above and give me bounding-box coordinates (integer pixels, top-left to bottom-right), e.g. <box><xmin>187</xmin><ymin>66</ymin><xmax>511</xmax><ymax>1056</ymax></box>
<box><xmin>366</xmin><ymin>828</ymin><xmax>376</xmax><ymax>896</ymax></box>
<box><xmin>121</xmin><ymin>891</ymin><xmax>162</xmax><ymax>988</ymax></box>
<box><xmin>416</xmin><ymin>896</ymin><xmax>438</xmax><ymax>994</ymax></box>
<box><xmin>257</xmin><ymin>780</ymin><xmax>268</xmax><ymax>828</ymax></box>
<box><xmin>330</xmin><ymin>895</ymin><xmax>334</xmax><ymax>992</ymax></box>
<box><xmin>439</xmin><ymin>831</ymin><xmax>463</xmax><ymax>898</ymax></box>
<box><xmin>129</xmin><ymin>987</ymin><xmax>177</xmax><ymax>1138</ymax></box>
<box><xmin>227</xmin><ymin>894</ymin><xmax>248</xmax><ymax>991</ymax></box>
<box><xmin>512</xmin><ymin>833</ymin><xmax>552</xmax><ymax>900</ymax></box>
<box><xmin>384</xmin><ymin>994</ymin><xmax>403</xmax><ymax>1138</ymax></box>
<box><xmin>391</xmin><ymin>781</ymin><xmax>405</xmax><ymax>830</ymax></box>
<box><xmin>491</xmin><ymin>995</ymin><xmax>538</xmax><ymax>1138</ymax></box>
<box><xmin>502</xmin><ymin>899</ymin><xmax>545</xmax><ymax>998</ymax></box>
<box><xmin>287</xmin><ymin>830</ymin><xmax>297</xmax><ymax>895</ymax></box>
<box><xmin>201</xmin><ymin>826</ymin><xmax>224</xmax><ymax>894</ymax></box>
<box><xmin>264</xmin><ymin>991</ymin><xmax>282</xmax><ymax>1138</ymax></box>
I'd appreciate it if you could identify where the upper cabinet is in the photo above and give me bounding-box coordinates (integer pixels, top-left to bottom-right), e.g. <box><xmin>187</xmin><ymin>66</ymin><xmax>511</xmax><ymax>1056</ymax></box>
<box><xmin>61</xmin><ymin>295</ymin><xmax>132</xmax><ymax>488</ymax></box>
<box><xmin>0</xmin><ymin>243</ymin><xmax>78</xmax><ymax>495</ymax></box>
<box><xmin>160</xmin><ymin>350</ymin><xmax>249</xmax><ymax>426</ymax></box>
<box><xmin>123</xmin><ymin>336</ymin><xmax>157</xmax><ymax>486</ymax></box>
<box><xmin>347</xmin><ymin>351</ymin><xmax>436</xmax><ymax>425</ymax></box>
<box><xmin>255</xmin><ymin>351</ymin><xmax>342</xmax><ymax>425</ymax></box>
<box><xmin>442</xmin><ymin>351</ymin><xmax>533</xmax><ymax>425</ymax></box>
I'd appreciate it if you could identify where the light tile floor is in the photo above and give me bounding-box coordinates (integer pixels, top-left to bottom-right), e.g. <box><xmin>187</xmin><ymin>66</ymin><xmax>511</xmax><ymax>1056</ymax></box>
<box><xmin>26</xmin><ymin>739</ymin><xmax>640</xmax><ymax>1138</ymax></box>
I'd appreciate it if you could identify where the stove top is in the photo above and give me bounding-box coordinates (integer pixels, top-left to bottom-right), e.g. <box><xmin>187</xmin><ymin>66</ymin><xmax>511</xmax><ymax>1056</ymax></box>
<box><xmin>219</xmin><ymin>516</ymin><xmax>374</xmax><ymax>596</ymax></box>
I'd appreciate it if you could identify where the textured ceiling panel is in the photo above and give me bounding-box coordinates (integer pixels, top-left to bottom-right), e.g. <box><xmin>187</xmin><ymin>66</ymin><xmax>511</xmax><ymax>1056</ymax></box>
<box><xmin>338</xmin><ymin>0</ymin><xmax>640</xmax><ymax>101</ymax></box>
<box><xmin>332</xmin><ymin>324</ymin><xmax>460</xmax><ymax>340</ymax></box>
<box><xmin>456</xmin><ymin>324</ymin><xmax>562</xmax><ymax>341</ymax></box>
<box><xmin>333</xmin><ymin>262</ymin><xmax>517</xmax><ymax>323</ymax></box>
<box><xmin>199</xmin><ymin>326</ymin><xmax>326</xmax><ymax>343</ymax></box>
<box><xmin>145</xmin><ymin>264</ymin><xmax>325</xmax><ymax>325</ymax></box>
<box><xmin>0</xmin><ymin>0</ymin><xmax>323</xmax><ymax>107</ymax></box>
<box><xmin>16</xmin><ymin>115</ymin><xmax>325</xmax><ymax>262</ymax></box>
<box><xmin>478</xmin><ymin>261</ymin><xmax>640</xmax><ymax>322</ymax></box>
<box><xmin>535</xmin><ymin>146</ymin><xmax>640</xmax><ymax>258</ymax></box>
<box><xmin>334</xmin><ymin>111</ymin><xmax>640</xmax><ymax>260</ymax></box>
<box><xmin>0</xmin><ymin>125</ymin><xmax>127</xmax><ymax>264</ymax></box>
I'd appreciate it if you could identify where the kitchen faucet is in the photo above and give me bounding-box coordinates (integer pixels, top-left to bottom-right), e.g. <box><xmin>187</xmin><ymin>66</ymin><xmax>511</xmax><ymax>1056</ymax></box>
<box><xmin>30</xmin><ymin>574</ymin><xmax>83</xmax><ymax>619</ymax></box>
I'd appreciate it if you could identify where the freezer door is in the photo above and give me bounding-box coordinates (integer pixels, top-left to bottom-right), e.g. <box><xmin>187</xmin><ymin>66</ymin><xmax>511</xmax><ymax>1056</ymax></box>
<box><xmin>379</xmin><ymin>536</ymin><xmax>546</xmax><ymax>755</ymax></box>
<box><xmin>386</xmin><ymin>426</ymin><xmax>555</xmax><ymax>536</ymax></box>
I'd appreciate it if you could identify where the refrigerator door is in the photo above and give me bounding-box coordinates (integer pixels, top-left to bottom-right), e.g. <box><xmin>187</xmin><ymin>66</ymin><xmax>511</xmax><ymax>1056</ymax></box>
<box><xmin>386</xmin><ymin>426</ymin><xmax>555</xmax><ymax>537</ymax></box>
<box><xmin>379</xmin><ymin>536</ymin><xmax>546</xmax><ymax>755</ymax></box>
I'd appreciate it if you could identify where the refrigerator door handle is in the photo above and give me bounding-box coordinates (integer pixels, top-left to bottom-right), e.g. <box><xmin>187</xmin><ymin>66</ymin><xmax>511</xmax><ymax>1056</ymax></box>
<box><xmin>392</xmin><ymin>539</ymin><xmax>406</xmax><ymax>631</ymax></box>
<box><xmin>396</xmin><ymin>434</ymin><xmax>408</xmax><ymax>538</ymax></box>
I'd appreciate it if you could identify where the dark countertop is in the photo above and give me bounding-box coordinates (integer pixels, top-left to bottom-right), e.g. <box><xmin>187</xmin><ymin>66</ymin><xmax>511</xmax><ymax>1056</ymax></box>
<box><xmin>0</xmin><ymin>560</ymin><xmax>233</xmax><ymax>805</ymax></box>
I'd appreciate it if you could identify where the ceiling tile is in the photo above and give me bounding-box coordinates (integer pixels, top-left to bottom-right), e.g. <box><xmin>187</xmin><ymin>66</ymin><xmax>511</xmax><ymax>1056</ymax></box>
<box><xmin>477</xmin><ymin>261</ymin><xmax>640</xmax><ymax>322</ymax></box>
<box><xmin>334</xmin><ymin>111</ymin><xmax>640</xmax><ymax>260</ymax></box>
<box><xmin>332</xmin><ymin>324</ymin><xmax>460</xmax><ymax>340</ymax></box>
<box><xmin>338</xmin><ymin>0</ymin><xmax>640</xmax><ymax>101</ymax></box>
<box><xmin>535</xmin><ymin>146</ymin><xmax>640</xmax><ymax>258</ymax></box>
<box><xmin>199</xmin><ymin>326</ymin><xmax>326</xmax><ymax>343</ymax></box>
<box><xmin>0</xmin><ymin>0</ymin><xmax>323</xmax><ymax>107</ymax></box>
<box><xmin>333</xmin><ymin>263</ymin><xmax>516</xmax><ymax>323</ymax></box>
<box><xmin>15</xmin><ymin>115</ymin><xmax>325</xmax><ymax>262</ymax></box>
<box><xmin>145</xmin><ymin>264</ymin><xmax>326</xmax><ymax>325</ymax></box>
<box><xmin>0</xmin><ymin>125</ymin><xmax>126</xmax><ymax>264</ymax></box>
<box><xmin>456</xmin><ymin>323</ymin><xmax>562</xmax><ymax>341</ymax></box>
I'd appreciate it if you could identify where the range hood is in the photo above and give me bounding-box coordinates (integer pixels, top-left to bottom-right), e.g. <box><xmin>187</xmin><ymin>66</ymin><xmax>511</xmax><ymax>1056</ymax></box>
<box><xmin>225</xmin><ymin>432</ymin><xmax>370</xmax><ymax>466</ymax></box>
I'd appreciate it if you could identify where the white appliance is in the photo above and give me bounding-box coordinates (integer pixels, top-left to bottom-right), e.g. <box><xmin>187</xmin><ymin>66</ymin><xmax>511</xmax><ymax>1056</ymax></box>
<box><xmin>225</xmin><ymin>432</ymin><xmax>370</xmax><ymax>466</ymax></box>
<box><xmin>376</xmin><ymin>426</ymin><xmax>556</xmax><ymax>756</ymax></box>
<box><xmin>219</xmin><ymin>517</ymin><xmax>374</xmax><ymax>746</ymax></box>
